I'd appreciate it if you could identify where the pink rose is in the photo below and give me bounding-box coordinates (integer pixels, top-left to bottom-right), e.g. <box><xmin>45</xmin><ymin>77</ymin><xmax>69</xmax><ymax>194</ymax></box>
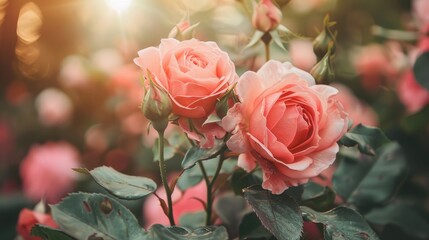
<box><xmin>331</xmin><ymin>83</ymin><xmax>378</xmax><ymax>127</ymax></box>
<box><xmin>143</xmin><ymin>180</ymin><xmax>207</xmax><ymax>228</ymax></box>
<box><xmin>289</xmin><ymin>39</ymin><xmax>317</xmax><ymax>72</ymax></box>
<box><xmin>223</xmin><ymin>60</ymin><xmax>348</xmax><ymax>194</ymax></box>
<box><xmin>16</xmin><ymin>208</ymin><xmax>58</xmax><ymax>240</ymax></box>
<box><xmin>413</xmin><ymin>0</ymin><xmax>429</xmax><ymax>26</ymax></box>
<box><xmin>252</xmin><ymin>0</ymin><xmax>282</xmax><ymax>32</ymax></box>
<box><xmin>20</xmin><ymin>142</ymin><xmax>80</xmax><ymax>203</ymax></box>
<box><xmin>134</xmin><ymin>38</ymin><xmax>238</xmax><ymax>147</ymax></box>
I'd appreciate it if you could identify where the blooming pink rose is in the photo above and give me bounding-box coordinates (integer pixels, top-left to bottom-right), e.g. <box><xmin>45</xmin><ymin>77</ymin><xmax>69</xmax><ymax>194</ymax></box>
<box><xmin>16</xmin><ymin>208</ymin><xmax>58</xmax><ymax>240</ymax></box>
<box><xmin>223</xmin><ymin>61</ymin><xmax>348</xmax><ymax>194</ymax></box>
<box><xmin>143</xmin><ymin>180</ymin><xmax>207</xmax><ymax>228</ymax></box>
<box><xmin>20</xmin><ymin>142</ymin><xmax>80</xmax><ymax>203</ymax></box>
<box><xmin>35</xmin><ymin>88</ymin><xmax>73</xmax><ymax>127</ymax></box>
<box><xmin>252</xmin><ymin>0</ymin><xmax>282</xmax><ymax>32</ymax></box>
<box><xmin>134</xmin><ymin>38</ymin><xmax>238</xmax><ymax>147</ymax></box>
<box><xmin>331</xmin><ymin>83</ymin><xmax>378</xmax><ymax>127</ymax></box>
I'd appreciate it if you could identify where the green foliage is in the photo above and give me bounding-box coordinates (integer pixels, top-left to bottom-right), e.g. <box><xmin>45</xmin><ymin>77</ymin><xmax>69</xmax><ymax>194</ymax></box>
<box><xmin>413</xmin><ymin>52</ymin><xmax>429</xmax><ymax>91</ymax></box>
<box><xmin>51</xmin><ymin>193</ymin><xmax>146</xmax><ymax>240</ymax></box>
<box><xmin>181</xmin><ymin>143</ymin><xmax>225</xmax><ymax>170</ymax></box>
<box><xmin>301</xmin><ymin>206</ymin><xmax>379</xmax><ymax>240</ymax></box>
<box><xmin>239</xmin><ymin>212</ymin><xmax>273</xmax><ymax>240</ymax></box>
<box><xmin>339</xmin><ymin>124</ymin><xmax>390</xmax><ymax>155</ymax></box>
<box><xmin>152</xmin><ymin>138</ymin><xmax>176</xmax><ymax>162</ymax></box>
<box><xmin>333</xmin><ymin>142</ymin><xmax>407</xmax><ymax>209</ymax></box>
<box><xmin>77</xmin><ymin>166</ymin><xmax>157</xmax><ymax>200</ymax></box>
<box><xmin>31</xmin><ymin>225</ymin><xmax>75</xmax><ymax>240</ymax></box>
<box><xmin>366</xmin><ymin>203</ymin><xmax>429</xmax><ymax>239</ymax></box>
<box><xmin>230</xmin><ymin>168</ymin><xmax>263</xmax><ymax>195</ymax></box>
<box><xmin>243</xmin><ymin>185</ymin><xmax>303</xmax><ymax>240</ymax></box>
<box><xmin>301</xmin><ymin>182</ymin><xmax>335</xmax><ymax>212</ymax></box>
<box><xmin>145</xmin><ymin>225</ymin><xmax>228</xmax><ymax>240</ymax></box>
<box><xmin>214</xmin><ymin>194</ymin><xmax>248</xmax><ymax>236</ymax></box>
<box><xmin>179</xmin><ymin>212</ymin><xmax>207</xmax><ymax>229</ymax></box>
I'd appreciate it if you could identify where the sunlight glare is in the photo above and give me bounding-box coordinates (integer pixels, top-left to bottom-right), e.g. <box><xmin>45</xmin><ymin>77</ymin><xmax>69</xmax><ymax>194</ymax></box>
<box><xmin>106</xmin><ymin>0</ymin><xmax>132</xmax><ymax>14</ymax></box>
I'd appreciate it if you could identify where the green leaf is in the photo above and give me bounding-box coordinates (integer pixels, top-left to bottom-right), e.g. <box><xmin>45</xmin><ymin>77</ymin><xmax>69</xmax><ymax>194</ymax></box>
<box><xmin>270</xmin><ymin>30</ymin><xmax>287</xmax><ymax>52</ymax></box>
<box><xmin>153</xmin><ymin>138</ymin><xmax>176</xmax><ymax>161</ymax></box>
<box><xmin>301</xmin><ymin>206</ymin><xmax>379</xmax><ymax>240</ymax></box>
<box><xmin>230</xmin><ymin>169</ymin><xmax>263</xmax><ymax>195</ymax></box>
<box><xmin>51</xmin><ymin>193</ymin><xmax>146</xmax><ymax>240</ymax></box>
<box><xmin>243</xmin><ymin>185</ymin><xmax>303</xmax><ymax>240</ymax></box>
<box><xmin>366</xmin><ymin>204</ymin><xmax>429</xmax><ymax>239</ymax></box>
<box><xmin>301</xmin><ymin>182</ymin><xmax>335</xmax><ymax>212</ymax></box>
<box><xmin>31</xmin><ymin>225</ymin><xmax>76</xmax><ymax>240</ymax></box>
<box><xmin>179</xmin><ymin>211</ymin><xmax>206</xmax><ymax>229</ymax></box>
<box><xmin>214</xmin><ymin>194</ymin><xmax>248</xmax><ymax>236</ymax></box>
<box><xmin>239</xmin><ymin>212</ymin><xmax>273</xmax><ymax>240</ymax></box>
<box><xmin>145</xmin><ymin>225</ymin><xmax>228</xmax><ymax>240</ymax></box>
<box><xmin>181</xmin><ymin>143</ymin><xmax>225</xmax><ymax>170</ymax></box>
<box><xmin>333</xmin><ymin>142</ymin><xmax>407</xmax><ymax>209</ymax></box>
<box><xmin>85</xmin><ymin>166</ymin><xmax>157</xmax><ymax>200</ymax></box>
<box><xmin>413</xmin><ymin>51</ymin><xmax>429</xmax><ymax>91</ymax></box>
<box><xmin>339</xmin><ymin>124</ymin><xmax>389</xmax><ymax>155</ymax></box>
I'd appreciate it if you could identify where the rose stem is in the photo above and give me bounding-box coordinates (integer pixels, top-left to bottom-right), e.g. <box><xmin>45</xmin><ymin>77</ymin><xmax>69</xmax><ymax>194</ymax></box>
<box><xmin>261</xmin><ymin>32</ymin><xmax>272</xmax><ymax>62</ymax></box>
<box><xmin>158</xmin><ymin>130</ymin><xmax>175</xmax><ymax>226</ymax></box>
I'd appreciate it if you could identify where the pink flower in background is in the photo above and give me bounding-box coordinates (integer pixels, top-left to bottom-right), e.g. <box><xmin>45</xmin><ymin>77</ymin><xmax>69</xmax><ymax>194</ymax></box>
<box><xmin>35</xmin><ymin>88</ymin><xmax>73</xmax><ymax>127</ymax></box>
<box><xmin>223</xmin><ymin>61</ymin><xmax>348</xmax><ymax>194</ymax></box>
<box><xmin>16</xmin><ymin>208</ymin><xmax>58</xmax><ymax>240</ymax></box>
<box><xmin>134</xmin><ymin>38</ymin><xmax>238</xmax><ymax>147</ymax></box>
<box><xmin>252</xmin><ymin>0</ymin><xmax>282</xmax><ymax>32</ymax></box>
<box><xmin>413</xmin><ymin>0</ymin><xmax>429</xmax><ymax>26</ymax></box>
<box><xmin>59</xmin><ymin>56</ymin><xmax>90</xmax><ymax>89</ymax></box>
<box><xmin>331</xmin><ymin>83</ymin><xmax>378</xmax><ymax>127</ymax></box>
<box><xmin>143</xmin><ymin>180</ymin><xmax>207</xmax><ymax>227</ymax></box>
<box><xmin>20</xmin><ymin>142</ymin><xmax>80</xmax><ymax>203</ymax></box>
<box><xmin>289</xmin><ymin>39</ymin><xmax>317</xmax><ymax>72</ymax></box>
<box><xmin>352</xmin><ymin>44</ymin><xmax>397</xmax><ymax>91</ymax></box>
<box><xmin>398</xmin><ymin>71</ymin><xmax>429</xmax><ymax>113</ymax></box>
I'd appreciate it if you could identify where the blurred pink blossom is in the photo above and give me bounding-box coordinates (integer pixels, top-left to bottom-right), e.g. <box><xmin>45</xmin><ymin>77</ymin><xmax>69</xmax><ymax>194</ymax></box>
<box><xmin>20</xmin><ymin>142</ymin><xmax>80</xmax><ymax>203</ymax></box>
<box><xmin>252</xmin><ymin>0</ymin><xmax>282</xmax><ymax>32</ymax></box>
<box><xmin>143</xmin><ymin>180</ymin><xmax>207</xmax><ymax>228</ymax></box>
<box><xmin>352</xmin><ymin>44</ymin><xmax>398</xmax><ymax>91</ymax></box>
<box><xmin>16</xmin><ymin>208</ymin><xmax>58</xmax><ymax>240</ymax></box>
<box><xmin>331</xmin><ymin>83</ymin><xmax>379</xmax><ymax>127</ymax></box>
<box><xmin>398</xmin><ymin>71</ymin><xmax>429</xmax><ymax>113</ymax></box>
<box><xmin>413</xmin><ymin>0</ymin><xmax>429</xmax><ymax>26</ymax></box>
<box><xmin>85</xmin><ymin>124</ymin><xmax>109</xmax><ymax>152</ymax></box>
<box><xmin>289</xmin><ymin>39</ymin><xmax>317</xmax><ymax>72</ymax></box>
<box><xmin>59</xmin><ymin>56</ymin><xmax>90</xmax><ymax>89</ymax></box>
<box><xmin>35</xmin><ymin>88</ymin><xmax>73</xmax><ymax>127</ymax></box>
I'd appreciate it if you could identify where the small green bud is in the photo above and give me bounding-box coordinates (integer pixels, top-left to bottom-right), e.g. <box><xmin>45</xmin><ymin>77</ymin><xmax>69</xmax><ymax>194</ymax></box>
<box><xmin>313</xmin><ymin>14</ymin><xmax>337</xmax><ymax>61</ymax></box>
<box><xmin>142</xmin><ymin>71</ymin><xmax>172</xmax><ymax>132</ymax></box>
<box><xmin>167</xmin><ymin>14</ymin><xmax>200</xmax><ymax>41</ymax></box>
<box><xmin>215</xmin><ymin>86</ymin><xmax>236</xmax><ymax>119</ymax></box>
<box><xmin>310</xmin><ymin>41</ymin><xmax>335</xmax><ymax>84</ymax></box>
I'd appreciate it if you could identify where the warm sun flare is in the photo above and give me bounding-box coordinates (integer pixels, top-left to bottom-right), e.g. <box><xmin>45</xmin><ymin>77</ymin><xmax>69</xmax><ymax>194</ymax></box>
<box><xmin>106</xmin><ymin>0</ymin><xmax>132</xmax><ymax>13</ymax></box>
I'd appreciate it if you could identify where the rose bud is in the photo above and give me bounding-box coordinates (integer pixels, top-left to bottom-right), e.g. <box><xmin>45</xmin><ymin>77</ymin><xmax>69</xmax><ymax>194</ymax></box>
<box><xmin>252</xmin><ymin>0</ymin><xmax>283</xmax><ymax>32</ymax></box>
<box><xmin>167</xmin><ymin>15</ymin><xmax>200</xmax><ymax>41</ymax></box>
<box><xmin>141</xmin><ymin>71</ymin><xmax>172</xmax><ymax>132</ymax></box>
<box><xmin>313</xmin><ymin>15</ymin><xmax>336</xmax><ymax>61</ymax></box>
<box><xmin>310</xmin><ymin>41</ymin><xmax>335</xmax><ymax>84</ymax></box>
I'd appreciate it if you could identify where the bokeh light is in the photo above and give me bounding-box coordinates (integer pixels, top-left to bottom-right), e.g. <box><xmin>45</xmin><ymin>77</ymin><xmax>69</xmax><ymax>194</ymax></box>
<box><xmin>106</xmin><ymin>0</ymin><xmax>132</xmax><ymax>13</ymax></box>
<box><xmin>16</xmin><ymin>2</ymin><xmax>43</xmax><ymax>44</ymax></box>
<box><xmin>0</xmin><ymin>0</ymin><xmax>7</xmax><ymax>26</ymax></box>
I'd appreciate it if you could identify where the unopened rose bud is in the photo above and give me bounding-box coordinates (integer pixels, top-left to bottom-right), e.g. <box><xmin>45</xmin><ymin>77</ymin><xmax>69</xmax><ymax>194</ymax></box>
<box><xmin>313</xmin><ymin>15</ymin><xmax>337</xmax><ymax>61</ymax></box>
<box><xmin>168</xmin><ymin>16</ymin><xmax>200</xmax><ymax>41</ymax></box>
<box><xmin>252</xmin><ymin>0</ymin><xmax>282</xmax><ymax>32</ymax></box>
<box><xmin>310</xmin><ymin>41</ymin><xmax>335</xmax><ymax>84</ymax></box>
<box><xmin>142</xmin><ymin>71</ymin><xmax>172</xmax><ymax>132</ymax></box>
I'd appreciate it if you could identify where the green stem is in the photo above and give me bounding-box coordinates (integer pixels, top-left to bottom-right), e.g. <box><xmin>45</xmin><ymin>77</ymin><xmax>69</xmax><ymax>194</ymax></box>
<box><xmin>264</xmin><ymin>41</ymin><xmax>270</xmax><ymax>62</ymax></box>
<box><xmin>158</xmin><ymin>131</ymin><xmax>175</xmax><ymax>226</ymax></box>
<box><xmin>261</xmin><ymin>32</ymin><xmax>272</xmax><ymax>62</ymax></box>
<box><xmin>202</xmin><ymin>154</ymin><xmax>225</xmax><ymax>225</ymax></box>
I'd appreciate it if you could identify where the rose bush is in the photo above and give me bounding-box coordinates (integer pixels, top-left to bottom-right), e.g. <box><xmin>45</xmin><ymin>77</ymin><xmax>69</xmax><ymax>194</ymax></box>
<box><xmin>134</xmin><ymin>38</ymin><xmax>238</xmax><ymax>147</ymax></box>
<box><xmin>223</xmin><ymin>60</ymin><xmax>348</xmax><ymax>194</ymax></box>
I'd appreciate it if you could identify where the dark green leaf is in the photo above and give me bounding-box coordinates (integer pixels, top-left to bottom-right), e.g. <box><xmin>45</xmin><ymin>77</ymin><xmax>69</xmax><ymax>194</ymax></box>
<box><xmin>51</xmin><ymin>193</ymin><xmax>146</xmax><ymax>240</ymax></box>
<box><xmin>153</xmin><ymin>138</ymin><xmax>175</xmax><ymax>161</ymax></box>
<box><xmin>146</xmin><ymin>225</ymin><xmax>228</xmax><ymax>240</ymax></box>
<box><xmin>31</xmin><ymin>225</ymin><xmax>76</xmax><ymax>240</ymax></box>
<box><xmin>85</xmin><ymin>166</ymin><xmax>157</xmax><ymax>200</ymax></box>
<box><xmin>181</xmin><ymin>143</ymin><xmax>225</xmax><ymax>170</ymax></box>
<box><xmin>239</xmin><ymin>212</ymin><xmax>273</xmax><ymax>240</ymax></box>
<box><xmin>333</xmin><ymin>142</ymin><xmax>407</xmax><ymax>209</ymax></box>
<box><xmin>243</xmin><ymin>185</ymin><xmax>303</xmax><ymax>240</ymax></box>
<box><xmin>301</xmin><ymin>182</ymin><xmax>335</xmax><ymax>212</ymax></box>
<box><xmin>301</xmin><ymin>206</ymin><xmax>379</xmax><ymax>240</ymax></box>
<box><xmin>179</xmin><ymin>211</ymin><xmax>206</xmax><ymax>229</ymax></box>
<box><xmin>413</xmin><ymin>51</ymin><xmax>429</xmax><ymax>91</ymax></box>
<box><xmin>214</xmin><ymin>194</ymin><xmax>248</xmax><ymax>237</ymax></box>
<box><xmin>339</xmin><ymin>124</ymin><xmax>389</xmax><ymax>155</ymax></box>
<box><xmin>230</xmin><ymin>169</ymin><xmax>263</xmax><ymax>195</ymax></box>
<box><xmin>366</xmin><ymin>204</ymin><xmax>429</xmax><ymax>239</ymax></box>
